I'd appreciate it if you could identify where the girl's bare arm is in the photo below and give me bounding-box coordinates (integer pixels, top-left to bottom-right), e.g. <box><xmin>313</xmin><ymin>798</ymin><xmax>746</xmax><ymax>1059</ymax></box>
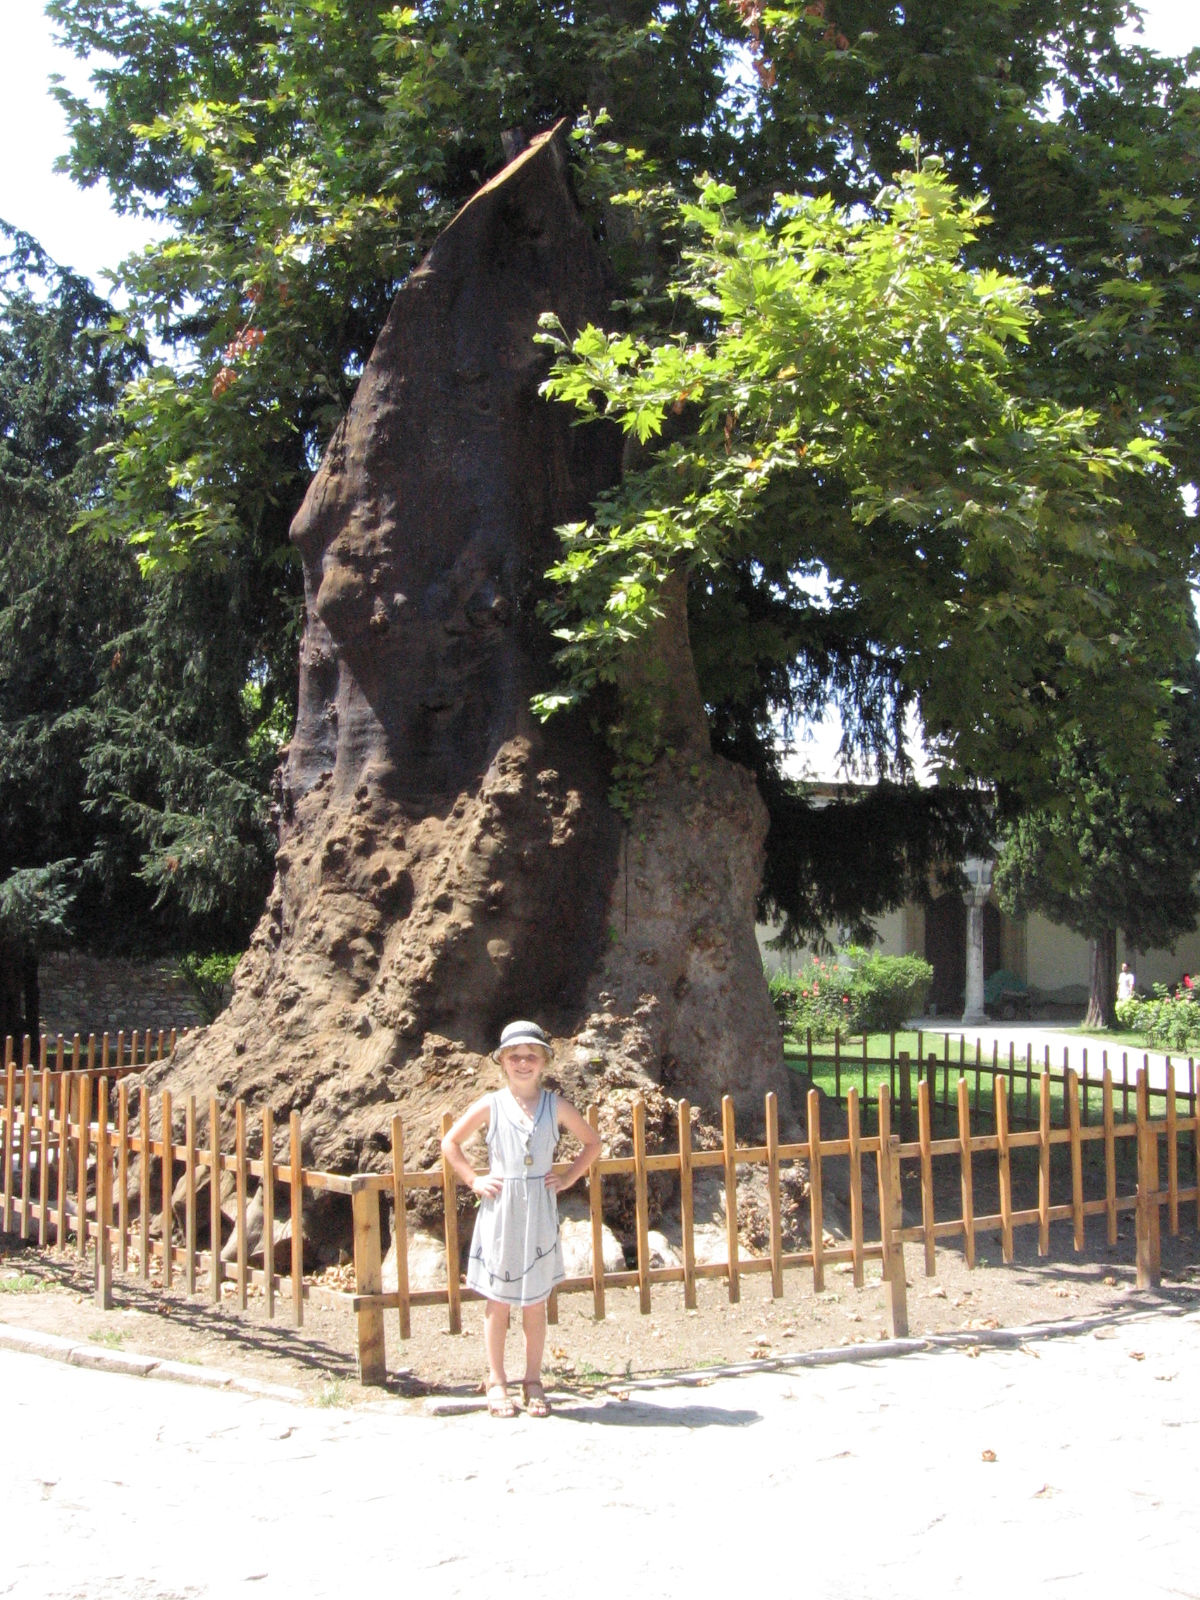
<box><xmin>546</xmin><ymin>1097</ymin><xmax>602</xmax><ymax>1194</ymax></box>
<box><xmin>440</xmin><ymin>1099</ymin><xmax>501</xmax><ymax>1198</ymax></box>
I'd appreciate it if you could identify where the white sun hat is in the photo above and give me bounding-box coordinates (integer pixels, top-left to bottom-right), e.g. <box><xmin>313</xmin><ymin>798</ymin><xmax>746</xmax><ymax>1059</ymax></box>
<box><xmin>492</xmin><ymin>1020</ymin><xmax>552</xmax><ymax>1061</ymax></box>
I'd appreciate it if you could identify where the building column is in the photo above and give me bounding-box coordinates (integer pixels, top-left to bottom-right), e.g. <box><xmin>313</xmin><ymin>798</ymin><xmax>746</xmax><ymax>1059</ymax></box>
<box><xmin>961</xmin><ymin>857</ymin><xmax>994</xmax><ymax>1027</ymax></box>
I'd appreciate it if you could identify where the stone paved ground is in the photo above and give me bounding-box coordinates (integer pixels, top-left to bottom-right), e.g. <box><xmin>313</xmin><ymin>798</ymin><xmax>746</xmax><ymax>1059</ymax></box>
<box><xmin>3</xmin><ymin>1306</ymin><xmax>1198</xmax><ymax>1598</ymax></box>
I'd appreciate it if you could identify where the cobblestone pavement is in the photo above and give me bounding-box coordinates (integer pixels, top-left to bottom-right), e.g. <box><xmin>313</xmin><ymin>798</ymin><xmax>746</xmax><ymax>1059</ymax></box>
<box><xmin>3</xmin><ymin>1308</ymin><xmax>1198</xmax><ymax>1599</ymax></box>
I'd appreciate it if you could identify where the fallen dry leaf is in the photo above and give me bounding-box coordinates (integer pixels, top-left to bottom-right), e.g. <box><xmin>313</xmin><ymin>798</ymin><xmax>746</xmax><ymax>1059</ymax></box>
<box><xmin>1033</xmin><ymin>1484</ymin><xmax>1055</xmax><ymax>1499</ymax></box>
<box><xmin>1103</xmin><ymin>1275</ymin><xmax>1117</xmax><ymax>1287</ymax></box>
<box><xmin>1129</xmin><ymin>1350</ymin><xmax>1146</xmax><ymax>1361</ymax></box>
<box><xmin>981</xmin><ymin>1449</ymin><xmax>997</xmax><ymax>1463</ymax></box>
<box><xmin>966</xmin><ymin>1346</ymin><xmax>982</xmax><ymax>1359</ymax></box>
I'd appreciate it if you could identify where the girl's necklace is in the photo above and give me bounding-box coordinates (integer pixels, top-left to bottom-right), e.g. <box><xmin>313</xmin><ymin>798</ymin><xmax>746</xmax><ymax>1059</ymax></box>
<box><xmin>510</xmin><ymin>1088</ymin><xmax>540</xmax><ymax>1167</ymax></box>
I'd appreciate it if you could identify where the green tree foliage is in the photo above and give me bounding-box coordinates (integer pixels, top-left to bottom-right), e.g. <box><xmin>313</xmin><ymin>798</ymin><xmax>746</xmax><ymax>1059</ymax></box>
<box><xmin>41</xmin><ymin>0</ymin><xmax>1200</xmax><ymax>950</ymax></box>
<box><xmin>0</xmin><ymin>223</ymin><xmax>140</xmax><ymax>1040</ymax></box>
<box><xmin>0</xmin><ymin>224</ymin><xmax>276</xmax><ymax>1043</ymax></box>
<box><xmin>995</xmin><ymin>664</ymin><xmax>1200</xmax><ymax>1028</ymax></box>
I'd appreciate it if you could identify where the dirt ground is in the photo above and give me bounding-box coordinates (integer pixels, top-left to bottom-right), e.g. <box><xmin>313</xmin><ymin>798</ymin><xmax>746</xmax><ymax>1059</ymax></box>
<box><xmin>3</xmin><ymin>1211</ymin><xmax>1199</xmax><ymax>1406</ymax></box>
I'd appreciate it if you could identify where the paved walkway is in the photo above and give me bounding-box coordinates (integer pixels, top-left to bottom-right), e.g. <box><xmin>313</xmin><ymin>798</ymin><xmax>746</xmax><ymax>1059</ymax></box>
<box><xmin>4</xmin><ymin>1309</ymin><xmax>1199</xmax><ymax>1597</ymax></box>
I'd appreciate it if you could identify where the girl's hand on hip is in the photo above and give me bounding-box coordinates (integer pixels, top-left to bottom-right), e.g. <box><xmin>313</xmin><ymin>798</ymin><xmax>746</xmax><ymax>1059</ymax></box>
<box><xmin>472</xmin><ymin>1175</ymin><xmax>503</xmax><ymax>1199</ymax></box>
<box><xmin>544</xmin><ymin>1173</ymin><xmax>567</xmax><ymax>1195</ymax></box>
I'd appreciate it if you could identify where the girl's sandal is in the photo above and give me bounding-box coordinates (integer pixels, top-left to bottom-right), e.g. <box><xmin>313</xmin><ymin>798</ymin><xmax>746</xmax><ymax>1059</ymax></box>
<box><xmin>521</xmin><ymin>1381</ymin><xmax>551</xmax><ymax>1418</ymax></box>
<box><xmin>487</xmin><ymin>1384</ymin><xmax>516</xmax><ymax>1418</ymax></box>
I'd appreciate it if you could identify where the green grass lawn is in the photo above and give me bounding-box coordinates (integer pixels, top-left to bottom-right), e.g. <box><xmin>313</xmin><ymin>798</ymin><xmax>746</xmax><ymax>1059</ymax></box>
<box><xmin>784</xmin><ymin>1030</ymin><xmax>1189</xmax><ymax>1136</ymax></box>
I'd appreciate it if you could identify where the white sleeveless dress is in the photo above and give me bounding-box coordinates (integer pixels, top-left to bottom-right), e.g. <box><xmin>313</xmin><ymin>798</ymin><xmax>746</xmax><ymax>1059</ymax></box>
<box><xmin>465</xmin><ymin>1088</ymin><xmax>565</xmax><ymax>1306</ymax></box>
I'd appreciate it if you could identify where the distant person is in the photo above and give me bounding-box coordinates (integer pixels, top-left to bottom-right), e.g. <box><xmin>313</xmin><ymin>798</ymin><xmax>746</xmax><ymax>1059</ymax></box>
<box><xmin>441</xmin><ymin>1020</ymin><xmax>600</xmax><ymax>1418</ymax></box>
<box><xmin>1117</xmin><ymin>962</ymin><xmax>1136</xmax><ymax>1003</ymax></box>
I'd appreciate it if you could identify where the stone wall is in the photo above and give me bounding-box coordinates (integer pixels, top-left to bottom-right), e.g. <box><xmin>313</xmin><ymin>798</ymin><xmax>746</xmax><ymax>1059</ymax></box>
<box><xmin>36</xmin><ymin>953</ymin><xmax>208</xmax><ymax>1040</ymax></box>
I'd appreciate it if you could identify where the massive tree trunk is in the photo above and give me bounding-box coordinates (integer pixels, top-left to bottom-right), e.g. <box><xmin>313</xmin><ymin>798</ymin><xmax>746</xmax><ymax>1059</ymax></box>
<box><xmin>153</xmin><ymin>125</ymin><xmax>787</xmax><ymax>1190</ymax></box>
<box><xmin>1085</xmin><ymin>929</ymin><xmax>1118</xmax><ymax>1029</ymax></box>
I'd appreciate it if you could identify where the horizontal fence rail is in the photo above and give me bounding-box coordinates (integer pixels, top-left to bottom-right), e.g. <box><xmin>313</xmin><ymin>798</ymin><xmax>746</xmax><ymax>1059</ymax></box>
<box><xmin>1</xmin><ymin>1055</ymin><xmax>1192</xmax><ymax>1386</ymax></box>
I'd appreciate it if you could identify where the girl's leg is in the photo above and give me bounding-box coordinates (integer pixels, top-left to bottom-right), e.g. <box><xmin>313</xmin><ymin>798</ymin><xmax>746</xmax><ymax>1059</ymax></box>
<box><xmin>484</xmin><ymin>1299</ymin><xmax>511</xmax><ymax>1386</ymax></box>
<box><xmin>521</xmin><ymin>1299</ymin><xmax>547</xmax><ymax>1384</ymax></box>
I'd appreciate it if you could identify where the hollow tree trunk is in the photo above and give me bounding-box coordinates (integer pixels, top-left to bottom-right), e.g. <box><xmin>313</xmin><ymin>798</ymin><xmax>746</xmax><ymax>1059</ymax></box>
<box><xmin>1085</xmin><ymin>930</ymin><xmax>1118</xmax><ymax>1029</ymax></box>
<box><xmin>152</xmin><ymin>125</ymin><xmax>788</xmax><ymax>1190</ymax></box>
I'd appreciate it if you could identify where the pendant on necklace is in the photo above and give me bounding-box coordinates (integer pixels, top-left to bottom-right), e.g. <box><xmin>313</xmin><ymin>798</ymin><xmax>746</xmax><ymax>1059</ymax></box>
<box><xmin>524</xmin><ymin>1152</ymin><xmax>534</xmax><ymax>1167</ymax></box>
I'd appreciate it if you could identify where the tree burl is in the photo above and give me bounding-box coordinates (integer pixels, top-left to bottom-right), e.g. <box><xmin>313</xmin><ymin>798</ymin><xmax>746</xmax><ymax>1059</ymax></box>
<box><xmin>154</xmin><ymin>126</ymin><xmax>788</xmax><ymax>1182</ymax></box>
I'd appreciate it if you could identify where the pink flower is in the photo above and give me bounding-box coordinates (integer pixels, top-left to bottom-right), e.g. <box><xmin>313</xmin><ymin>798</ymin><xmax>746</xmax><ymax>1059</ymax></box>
<box><xmin>1185</xmin><ymin>975</ymin><xmax>1194</xmax><ymax>990</ymax></box>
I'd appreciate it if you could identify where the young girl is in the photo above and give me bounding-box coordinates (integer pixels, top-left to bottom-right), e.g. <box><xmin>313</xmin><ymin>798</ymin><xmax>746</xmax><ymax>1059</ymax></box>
<box><xmin>441</xmin><ymin>1020</ymin><xmax>601</xmax><ymax>1417</ymax></box>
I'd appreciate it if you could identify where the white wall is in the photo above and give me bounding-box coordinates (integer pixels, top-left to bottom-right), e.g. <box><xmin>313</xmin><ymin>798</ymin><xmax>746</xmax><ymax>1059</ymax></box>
<box><xmin>759</xmin><ymin>907</ymin><xmax>1200</xmax><ymax>993</ymax></box>
<box><xmin>756</xmin><ymin>908</ymin><xmax>908</xmax><ymax>976</ymax></box>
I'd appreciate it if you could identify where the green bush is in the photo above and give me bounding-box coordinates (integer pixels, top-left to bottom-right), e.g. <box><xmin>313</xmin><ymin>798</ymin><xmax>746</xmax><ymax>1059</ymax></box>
<box><xmin>1116</xmin><ymin>983</ymin><xmax>1200</xmax><ymax>1052</ymax></box>
<box><xmin>769</xmin><ymin>948</ymin><xmax>932</xmax><ymax>1040</ymax></box>
<box><xmin>177</xmin><ymin>951</ymin><xmax>242</xmax><ymax>1024</ymax></box>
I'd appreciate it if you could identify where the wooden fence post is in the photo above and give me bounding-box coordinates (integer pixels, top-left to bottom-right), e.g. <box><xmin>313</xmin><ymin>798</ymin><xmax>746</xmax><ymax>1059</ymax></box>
<box><xmin>77</xmin><ymin>1073</ymin><xmax>90</xmax><ymax>1257</ymax></box>
<box><xmin>95</xmin><ymin>1077</ymin><xmax>113</xmax><ymax>1309</ymax></box>
<box><xmin>161</xmin><ymin>1091</ymin><xmax>173</xmax><ymax>1288</ymax></box>
<box><xmin>876</xmin><ymin>1084</ymin><xmax>908</xmax><ymax>1338</ymax></box>
<box><xmin>19</xmin><ymin>1064</ymin><xmax>31</xmax><ymax>1241</ymax></box>
<box><xmin>235</xmin><ymin>1099</ymin><xmax>248</xmax><ymax>1310</ymax></box>
<box><xmin>588</xmin><ymin>1103</ymin><xmax>607</xmax><ymax>1320</ymax></box>
<box><xmin>633</xmin><ymin>1095</ymin><xmax>652</xmax><ymax>1314</ymax></box>
<box><xmin>290</xmin><ymin>1111</ymin><xmax>304</xmax><ymax>1327</ymax></box>
<box><xmin>765</xmin><ymin>1091</ymin><xmax>784</xmax><ymax>1299</ymax></box>
<box><xmin>438</xmin><ymin>1110</ymin><xmax>460</xmax><ymax>1334</ymax></box>
<box><xmin>957</xmin><ymin>1077</ymin><xmax>975</xmax><ymax>1269</ymax></box>
<box><xmin>209</xmin><ymin>1095</ymin><xmax>223</xmax><ymax>1303</ymax></box>
<box><xmin>918</xmin><ymin>1078</ymin><xmax>935</xmax><ymax>1277</ymax></box>
<box><xmin>721</xmin><ymin>1096</ymin><xmax>740</xmax><ymax>1306</ymax></box>
<box><xmin>807</xmin><ymin>1088</ymin><xmax>824</xmax><ymax>1293</ymax></box>
<box><xmin>56</xmin><ymin>1069</ymin><xmax>69</xmax><ymax>1253</ymax></box>
<box><xmin>117</xmin><ymin>1081</ymin><xmax>129</xmax><ymax>1272</ymax></box>
<box><xmin>352</xmin><ymin>1181</ymin><xmax>387</xmax><ymax>1386</ymax></box>
<box><xmin>139</xmin><ymin>1087</ymin><xmax>150</xmax><ymax>1280</ymax></box>
<box><xmin>38</xmin><ymin>1062</ymin><xmax>51</xmax><ymax>1248</ymax></box>
<box><xmin>678</xmin><ymin>1100</ymin><xmax>696</xmax><ymax>1311</ymax></box>
<box><xmin>1135</xmin><ymin>1069</ymin><xmax>1161</xmax><ymax>1289</ymax></box>
<box><xmin>262</xmin><ymin>1105</ymin><xmax>275</xmax><ymax>1319</ymax></box>
<box><xmin>847</xmin><ymin>1087</ymin><xmax>864</xmax><ymax>1287</ymax></box>
<box><xmin>2</xmin><ymin>1049</ymin><xmax>13</xmax><ymax>1235</ymax></box>
<box><xmin>390</xmin><ymin>1113</ymin><xmax>410</xmax><ymax>1340</ymax></box>
<box><xmin>1038</xmin><ymin>1072</ymin><xmax>1051</xmax><ymax>1257</ymax></box>
<box><xmin>995</xmin><ymin>1073</ymin><xmax>1013</xmax><ymax>1264</ymax></box>
<box><xmin>185</xmin><ymin>1095</ymin><xmax>197</xmax><ymax>1295</ymax></box>
<box><xmin>876</xmin><ymin>1082</ymin><xmax>892</xmax><ymax>1282</ymax></box>
<box><xmin>1068</xmin><ymin>1068</ymin><xmax>1084</xmax><ymax>1251</ymax></box>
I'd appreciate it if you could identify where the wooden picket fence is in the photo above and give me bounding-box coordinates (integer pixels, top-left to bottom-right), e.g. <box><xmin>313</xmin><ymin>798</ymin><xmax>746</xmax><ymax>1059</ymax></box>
<box><xmin>800</xmin><ymin>1027</ymin><xmax>1195</xmax><ymax>1136</ymax></box>
<box><xmin>0</xmin><ymin>1051</ymin><xmax>1191</xmax><ymax>1386</ymax></box>
<box><xmin>4</xmin><ymin>1028</ymin><xmax>182</xmax><ymax>1077</ymax></box>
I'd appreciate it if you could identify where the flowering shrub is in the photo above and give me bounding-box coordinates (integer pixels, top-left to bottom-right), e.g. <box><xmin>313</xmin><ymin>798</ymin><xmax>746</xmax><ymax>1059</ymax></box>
<box><xmin>769</xmin><ymin>949</ymin><xmax>932</xmax><ymax>1040</ymax></box>
<box><xmin>1116</xmin><ymin>982</ymin><xmax>1200</xmax><ymax>1051</ymax></box>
